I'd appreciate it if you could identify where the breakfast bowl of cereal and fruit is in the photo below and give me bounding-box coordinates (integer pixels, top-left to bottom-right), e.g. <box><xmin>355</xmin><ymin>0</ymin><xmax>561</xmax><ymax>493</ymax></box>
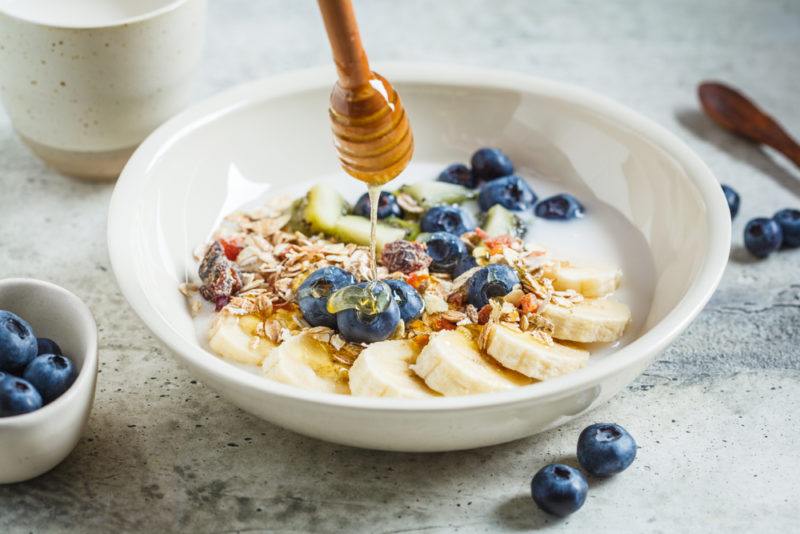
<box><xmin>108</xmin><ymin>64</ymin><xmax>730</xmax><ymax>451</ymax></box>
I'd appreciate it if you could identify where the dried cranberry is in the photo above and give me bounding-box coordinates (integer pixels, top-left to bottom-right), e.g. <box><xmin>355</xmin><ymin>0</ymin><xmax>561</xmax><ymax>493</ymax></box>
<box><xmin>381</xmin><ymin>240</ymin><xmax>432</xmax><ymax>274</ymax></box>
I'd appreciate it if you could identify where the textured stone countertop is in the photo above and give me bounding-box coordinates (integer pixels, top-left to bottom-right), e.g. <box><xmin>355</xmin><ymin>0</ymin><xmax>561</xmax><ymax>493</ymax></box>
<box><xmin>1</xmin><ymin>0</ymin><xmax>798</xmax><ymax>532</ymax></box>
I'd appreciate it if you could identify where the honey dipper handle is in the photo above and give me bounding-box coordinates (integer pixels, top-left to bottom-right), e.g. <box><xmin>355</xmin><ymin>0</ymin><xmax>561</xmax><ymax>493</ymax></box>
<box><xmin>317</xmin><ymin>0</ymin><xmax>372</xmax><ymax>90</ymax></box>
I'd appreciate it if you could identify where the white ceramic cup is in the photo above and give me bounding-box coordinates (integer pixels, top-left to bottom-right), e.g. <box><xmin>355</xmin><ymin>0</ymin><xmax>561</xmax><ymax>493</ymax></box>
<box><xmin>0</xmin><ymin>0</ymin><xmax>206</xmax><ymax>180</ymax></box>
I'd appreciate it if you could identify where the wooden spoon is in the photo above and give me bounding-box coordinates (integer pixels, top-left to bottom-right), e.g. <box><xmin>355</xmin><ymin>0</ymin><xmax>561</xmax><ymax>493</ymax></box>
<box><xmin>698</xmin><ymin>81</ymin><xmax>800</xmax><ymax>169</ymax></box>
<box><xmin>317</xmin><ymin>0</ymin><xmax>413</xmax><ymax>186</ymax></box>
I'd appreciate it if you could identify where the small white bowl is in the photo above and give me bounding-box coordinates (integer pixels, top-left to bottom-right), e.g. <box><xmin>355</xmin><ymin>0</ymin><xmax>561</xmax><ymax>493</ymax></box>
<box><xmin>108</xmin><ymin>64</ymin><xmax>730</xmax><ymax>452</ymax></box>
<box><xmin>0</xmin><ymin>278</ymin><xmax>98</xmax><ymax>483</ymax></box>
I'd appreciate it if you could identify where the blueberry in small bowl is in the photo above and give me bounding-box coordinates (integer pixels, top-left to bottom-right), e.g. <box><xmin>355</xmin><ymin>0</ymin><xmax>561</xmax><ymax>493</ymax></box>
<box><xmin>420</xmin><ymin>205</ymin><xmax>476</xmax><ymax>236</ymax></box>
<box><xmin>466</xmin><ymin>264</ymin><xmax>520</xmax><ymax>308</ymax></box>
<box><xmin>531</xmin><ymin>463</ymin><xmax>588</xmax><ymax>517</ymax></box>
<box><xmin>385</xmin><ymin>280</ymin><xmax>424</xmax><ymax>323</ymax></box>
<box><xmin>424</xmin><ymin>232</ymin><xmax>468</xmax><ymax>274</ymax></box>
<box><xmin>721</xmin><ymin>184</ymin><xmax>740</xmax><ymax>219</ymax></box>
<box><xmin>36</xmin><ymin>337</ymin><xmax>62</xmax><ymax>356</ymax></box>
<box><xmin>0</xmin><ymin>376</ymin><xmax>43</xmax><ymax>417</ymax></box>
<box><xmin>744</xmin><ymin>217</ymin><xmax>783</xmax><ymax>258</ymax></box>
<box><xmin>297</xmin><ymin>267</ymin><xmax>356</xmax><ymax>328</ymax></box>
<box><xmin>470</xmin><ymin>147</ymin><xmax>514</xmax><ymax>182</ymax></box>
<box><xmin>352</xmin><ymin>191</ymin><xmax>403</xmax><ymax>219</ymax></box>
<box><xmin>23</xmin><ymin>354</ymin><xmax>77</xmax><ymax>404</ymax></box>
<box><xmin>534</xmin><ymin>194</ymin><xmax>585</xmax><ymax>220</ymax></box>
<box><xmin>0</xmin><ymin>310</ymin><xmax>38</xmax><ymax>374</ymax></box>
<box><xmin>773</xmin><ymin>208</ymin><xmax>800</xmax><ymax>248</ymax></box>
<box><xmin>478</xmin><ymin>175</ymin><xmax>537</xmax><ymax>212</ymax></box>
<box><xmin>437</xmin><ymin>163</ymin><xmax>477</xmax><ymax>189</ymax></box>
<box><xmin>336</xmin><ymin>282</ymin><xmax>401</xmax><ymax>343</ymax></box>
<box><xmin>577</xmin><ymin>423</ymin><xmax>637</xmax><ymax>477</ymax></box>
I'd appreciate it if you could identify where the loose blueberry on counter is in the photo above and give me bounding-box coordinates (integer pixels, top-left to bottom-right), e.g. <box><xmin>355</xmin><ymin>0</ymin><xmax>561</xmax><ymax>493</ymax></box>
<box><xmin>453</xmin><ymin>254</ymin><xmax>479</xmax><ymax>278</ymax></box>
<box><xmin>774</xmin><ymin>208</ymin><xmax>800</xmax><ymax>248</ymax></box>
<box><xmin>425</xmin><ymin>232</ymin><xmax>468</xmax><ymax>274</ymax></box>
<box><xmin>385</xmin><ymin>280</ymin><xmax>424</xmax><ymax>323</ymax></box>
<box><xmin>466</xmin><ymin>264</ymin><xmax>520</xmax><ymax>308</ymax></box>
<box><xmin>23</xmin><ymin>354</ymin><xmax>77</xmax><ymax>404</ymax></box>
<box><xmin>744</xmin><ymin>217</ymin><xmax>783</xmax><ymax>258</ymax></box>
<box><xmin>437</xmin><ymin>163</ymin><xmax>477</xmax><ymax>189</ymax></box>
<box><xmin>0</xmin><ymin>310</ymin><xmax>38</xmax><ymax>374</ymax></box>
<box><xmin>721</xmin><ymin>184</ymin><xmax>740</xmax><ymax>219</ymax></box>
<box><xmin>336</xmin><ymin>283</ymin><xmax>401</xmax><ymax>343</ymax></box>
<box><xmin>531</xmin><ymin>464</ymin><xmax>588</xmax><ymax>517</ymax></box>
<box><xmin>534</xmin><ymin>194</ymin><xmax>585</xmax><ymax>220</ymax></box>
<box><xmin>420</xmin><ymin>205</ymin><xmax>476</xmax><ymax>236</ymax></box>
<box><xmin>297</xmin><ymin>267</ymin><xmax>356</xmax><ymax>328</ymax></box>
<box><xmin>353</xmin><ymin>191</ymin><xmax>403</xmax><ymax>219</ymax></box>
<box><xmin>36</xmin><ymin>337</ymin><xmax>62</xmax><ymax>356</ymax></box>
<box><xmin>478</xmin><ymin>175</ymin><xmax>537</xmax><ymax>212</ymax></box>
<box><xmin>0</xmin><ymin>376</ymin><xmax>43</xmax><ymax>417</ymax></box>
<box><xmin>470</xmin><ymin>147</ymin><xmax>514</xmax><ymax>182</ymax></box>
<box><xmin>577</xmin><ymin>423</ymin><xmax>637</xmax><ymax>477</ymax></box>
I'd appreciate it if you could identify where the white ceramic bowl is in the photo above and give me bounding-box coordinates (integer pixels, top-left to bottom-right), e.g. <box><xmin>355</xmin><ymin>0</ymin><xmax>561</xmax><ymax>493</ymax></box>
<box><xmin>0</xmin><ymin>278</ymin><xmax>98</xmax><ymax>482</ymax></box>
<box><xmin>108</xmin><ymin>64</ymin><xmax>730</xmax><ymax>452</ymax></box>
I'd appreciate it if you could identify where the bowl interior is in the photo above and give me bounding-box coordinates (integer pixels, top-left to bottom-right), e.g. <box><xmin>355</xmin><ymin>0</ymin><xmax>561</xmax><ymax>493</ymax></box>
<box><xmin>110</xmin><ymin>65</ymin><xmax>727</xmax><ymax>405</ymax></box>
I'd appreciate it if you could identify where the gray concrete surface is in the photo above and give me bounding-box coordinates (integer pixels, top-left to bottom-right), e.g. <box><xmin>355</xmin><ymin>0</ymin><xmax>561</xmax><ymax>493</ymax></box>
<box><xmin>1</xmin><ymin>0</ymin><xmax>799</xmax><ymax>531</ymax></box>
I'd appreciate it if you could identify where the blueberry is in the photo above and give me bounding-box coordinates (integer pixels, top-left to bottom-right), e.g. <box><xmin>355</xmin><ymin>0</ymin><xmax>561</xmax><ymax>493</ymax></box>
<box><xmin>453</xmin><ymin>254</ymin><xmax>479</xmax><ymax>278</ymax></box>
<box><xmin>466</xmin><ymin>264</ymin><xmax>519</xmax><ymax>308</ymax></box>
<box><xmin>385</xmin><ymin>280</ymin><xmax>424</xmax><ymax>323</ymax></box>
<box><xmin>534</xmin><ymin>194</ymin><xmax>585</xmax><ymax>220</ymax></box>
<box><xmin>420</xmin><ymin>205</ymin><xmax>476</xmax><ymax>236</ymax></box>
<box><xmin>437</xmin><ymin>163</ymin><xmax>477</xmax><ymax>189</ymax></box>
<box><xmin>36</xmin><ymin>337</ymin><xmax>62</xmax><ymax>356</ymax></box>
<box><xmin>470</xmin><ymin>147</ymin><xmax>514</xmax><ymax>182</ymax></box>
<box><xmin>336</xmin><ymin>283</ymin><xmax>401</xmax><ymax>343</ymax></box>
<box><xmin>531</xmin><ymin>464</ymin><xmax>588</xmax><ymax>517</ymax></box>
<box><xmin>297</xmin><ymin>267</ymin><xmax>356</xmax><ymax>328</ymax></box>
<box><xmin>744</xmin><ymin>217</ymin><xmax>783</xmax><ymax>258</ymax></box>
<box><xmin>425</xmin><ymin>232</ymin><xmax>468</xmax><ymax>274</ymax></box>
<box><xmin>23</xmin><ymin>354</ymin><xmax>77</xmax><ymax>404</ymax></box>
<box><xmin>774</xmin><ymin>208</ymin><xmax>800</xmax><ymax>248</ymax></box>
<box><xmin>577</xmin><ymin>423</ymin><xmax>637</xmax><ymax>477</ymax></box>
<box><xmin>478</xmin><ymin>175</ymin><xmax>537</xmax><ymax>212</ymax></box>
<box><xmin>0</xmin><ymin>311</ymin><xmax>38</xmax><ymax>374</ymax></box>
<box><xmin>721</xmin><ymin>184</ymin><xmax>740</xmax><ymax>219</ymax></box>
<box><xmin>353</xmin><ymin>191</ymin><xmax>403</xmax><ymax>219</ymax></box>
<box><xmin>0</xmin><ymin>376</ymin><xmax>42</xmax><ymax>416</ymax></box>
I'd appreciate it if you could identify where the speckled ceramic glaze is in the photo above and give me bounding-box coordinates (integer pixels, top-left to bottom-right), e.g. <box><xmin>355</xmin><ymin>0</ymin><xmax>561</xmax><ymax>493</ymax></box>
<box><xmin>0</xmin><ymin>278</ymin><xmax>98</xmax><ymax>483</ymax></box>
<box><xmin>0</xmin><ymin>0</ymin><xmax>206</xmax><ymax>180</ymax></box>
<box><xmin>108</xmin><ymin>64</ymin><xmax>730</xmax><ymax>452</ymax></box>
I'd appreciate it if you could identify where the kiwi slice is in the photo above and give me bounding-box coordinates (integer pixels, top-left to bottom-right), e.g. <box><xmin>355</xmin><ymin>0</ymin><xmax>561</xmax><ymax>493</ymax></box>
<box><xmin>482</xmin><ymin>204</ymin><xmax>524</xmax><ymax>237</ymax></box>
<box><xmin>384</xmin><ymin>216</ymin><xmax>421</xmax><ymax>240</ymax></box>
<box><xmin>333</xmin><ymin>215</ymin><xmax>407</xmax><ymax>250</ymax></box>
<box><xmin>303</xmin><ymin>183</ymin><xmax>349</xmax><ymax>234</ymax></box>
<box><xmin>398</xmin><ymin>181</ymin><xmax>475</xmax><ymax>208</ymax></box>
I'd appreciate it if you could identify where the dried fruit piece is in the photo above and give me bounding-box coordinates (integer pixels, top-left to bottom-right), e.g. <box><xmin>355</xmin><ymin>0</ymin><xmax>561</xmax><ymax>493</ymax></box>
<box><xmin>199</xmin><ymin>242</ymin><xmax>243</xmax><ymax>310</ymax></box>
<box><xmin>381</xmin><ymin>240</ymin><xmax>432</xmax><ymax>274</ymax></box>
<box><xmin>220</xmin><ymin>239</ymin><xmax>243</xmax><ymax>261</ymax></box>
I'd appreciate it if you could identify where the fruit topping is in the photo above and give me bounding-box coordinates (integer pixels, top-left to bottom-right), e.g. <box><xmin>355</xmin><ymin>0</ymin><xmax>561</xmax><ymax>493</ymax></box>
<box><xmin>332</xmin><ymin>215</ymin><xmax>407</xmax><ymax>250</ymax></box>
<box><xmin>198</xmin><ymin>242</ymin><xmax>243</xmax><ymax>310</ymax></box>
<box><xmin>335</xmin><ymin>282</ymin><xmax>401</xmax><ymax>343</ymax></box>
<box><xmin>219</xmin><ymin>239</ymin><xmax>243</xmax><ymax>261</ymax></box>
<box><xmin>466</xmin><ymin>264</ymin><xmax>520</xmax><ymax>308</ymax></box>
<box><xmin>470</xmin><ymin>147</ymin><xmax>514</xmax><ymax>182</ymax></box>
<box><xmin>437</xmin><ymin>163</ymin><xmax>477</xmax><ymax>189</ymax></box>
<box><xmin>478</xmin><ymin>175</ymin><xmax>537</xmax><ymax>212</ymax></box>
<box><xmin>420</xmin><ymin>205</ymin><xmax>476</xmax><ymax>236</ymax></box>
<box><xmin>397</xmin><ymin>180</ymin><xmax>474</xmax><ymax>208</ymax></box>
<box><xmin>353</xmin><ymin>190</ymin><xmax>403</xmax><ymax>219</ymax></box>
<box><xmin>482</xmin><ymin>204</ymin><xmax>524</xmax><ymax>237</ymax></box>
<box><xmin>385</xmin><ymin>279</ymin><xmax>425</xmax><ymax>322</ymax></box>
<box><xmin>303</xmin><ymin>182</ymin><xmax>349</xmax><ymax>234</ymax></box>
<box><xmin>296</xmin><ymin>267</ymin><xmax>356</xmax><ymax>328</ymax></box>
<box><xmin>534</xmin><ymin>193</ymin><xmax>585</xmax><ymax>220</ymax></box>
<box><xmin>380</xmin><ymin>240</ymin><xmax>432</xmax><ymax>274</ymax></box>
<box><xmin>424</xmin><ymin>232</ymin><xmax>468</xmax><ymax>274</ymax></box>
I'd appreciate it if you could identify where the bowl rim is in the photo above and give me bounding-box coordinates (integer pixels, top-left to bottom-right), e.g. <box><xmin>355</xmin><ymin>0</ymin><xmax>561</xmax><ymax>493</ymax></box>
<box><xmin>0</xmin><ymin>277</ymin><xmax>98</xmax><ymax>426</ymax></box>
<box><xmin>108</xmin><ymin>62</ymin><xmax>730</xmax><ymax>412</ymax></box>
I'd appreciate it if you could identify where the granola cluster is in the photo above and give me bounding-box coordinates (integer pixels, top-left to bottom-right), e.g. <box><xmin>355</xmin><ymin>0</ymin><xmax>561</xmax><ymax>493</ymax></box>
<box><xmin>182</xmin><ymin>200</ymin><xmax>584</xmax><ymax>364</ymax></box>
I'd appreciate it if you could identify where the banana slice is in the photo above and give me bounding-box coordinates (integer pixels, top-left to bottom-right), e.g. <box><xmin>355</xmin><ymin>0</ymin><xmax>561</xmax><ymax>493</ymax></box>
<box><xmin>542</xmin><ymin>298</ymin><xmax>631</xmax><ymax>343</ymax></box>
<box><xmin>262</xmin><ymin>333</ymin><xmax>349</xmax><ymax>394</ymax></box>
<box><xmin>411</xmin><ymin>330</ymin><xmax>532</xmax><ymax>396</ymax></box>
<box><xmin>349</xmin><ymin>340</ymin><xmax>437</xmax><ymax>398</ymax></box>
<box><xmin>545</xmin><ymin>262</ymin><xmax>622</xmax><ymax>298</ymax></box>
<box><xmin>483</xmin><ymin>324</ymin><xmax>589</xmax><ymax>380</ymax></box>
<box><xmin>208</xmin><ymin>313</ymin><xmax>275</xmax><ymax>365</ymax></box>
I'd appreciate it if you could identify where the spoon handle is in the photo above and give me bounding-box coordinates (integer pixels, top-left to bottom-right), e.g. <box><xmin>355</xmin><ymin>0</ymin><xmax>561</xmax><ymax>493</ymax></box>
<box><xmin>317</xmin><ymin>0</ymin><xmax>372</xmax><ymax>90</ymax></box>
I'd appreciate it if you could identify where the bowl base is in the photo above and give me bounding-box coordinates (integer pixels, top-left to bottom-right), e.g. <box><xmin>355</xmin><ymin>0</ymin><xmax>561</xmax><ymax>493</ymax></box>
<box><xmin>21</xmin><ymin>135</ymin><xmax>137</xmax><ymax>181</ymax></box>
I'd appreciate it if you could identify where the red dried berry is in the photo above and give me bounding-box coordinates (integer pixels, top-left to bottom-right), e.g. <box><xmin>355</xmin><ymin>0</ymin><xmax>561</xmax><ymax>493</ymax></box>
<box><xmin>381</xmin><ymin>240</ymin><xmax>432</xmax><ymax>274</ymax></box>
<box><xmin>219</xmin><ymin>239</ymin><xmax>243</xmax><ymax>261</ymax></box>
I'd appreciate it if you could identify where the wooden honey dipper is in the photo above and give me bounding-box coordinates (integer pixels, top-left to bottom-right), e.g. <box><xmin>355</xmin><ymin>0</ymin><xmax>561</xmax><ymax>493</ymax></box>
<box><xmin>317</xmin><ymin>0</ymin><xmax>414</xmax><ymax>186</ymax></box>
